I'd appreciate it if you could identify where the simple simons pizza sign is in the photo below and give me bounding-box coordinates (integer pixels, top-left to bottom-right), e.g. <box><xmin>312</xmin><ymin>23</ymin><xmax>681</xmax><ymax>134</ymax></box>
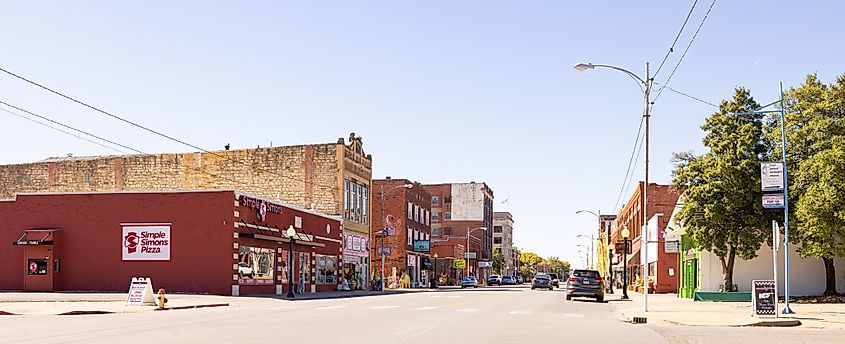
<box><xmin>122</xmin><ymin>223</ymin><xmax>171</xmax><ymax>261</ymax></box>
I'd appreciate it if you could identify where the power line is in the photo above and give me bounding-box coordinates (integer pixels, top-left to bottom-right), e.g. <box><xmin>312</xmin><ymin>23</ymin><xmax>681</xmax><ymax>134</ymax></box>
<box><xmin>652</xmin><ymin>0</ymin><xmax>717</xmax><ymax>104</ymax></box>
<box><xmin>1</xmin><ymin>105</ymin><xmax>127</xmax><ymax>154</ymax></box>
<box><xmin>654</xmin><ymin>82</ymin><xmax>719</xmax><ymax>108</ymax></box>
<box><xmin>653</xmin><ymin>0</ymin><xmax>700</xmax><ymax>79</ymax></box>
<box><xmin>620</xmin><ymin>129</ymin><xmax>645</xmax><ymax>208</ymax></box>
<box><xmin>613</xmin><ymin>116</ymin><xmax>645</xmax><ymax>212</ymax></box>
<box><xmin>0</xmin><ymin>66</ymin><xmax>342</xmax><ymax>193</ymax></box>
<box><xmin>0</xmin><ymin>100</ymin><xmax>277</xmax><ymax>192</ymax></box>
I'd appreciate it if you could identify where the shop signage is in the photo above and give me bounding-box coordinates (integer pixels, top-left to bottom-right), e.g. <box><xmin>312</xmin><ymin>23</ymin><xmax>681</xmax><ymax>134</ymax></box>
<box><xmin>344</xmin><ymin>234</ymin><xmax>369</xmax><ymax>256</ymax></box>
<box><xmin>752</xmin><ymin>280</ymin><xmax>777</xmax><ymax>317</ymax></box>
<box><xmin>615</xmin><ymin>242</ymin><xmax>632</xmax><ymax>255</ymax></box>
<box><xmin>761</xmin><ymin>162</ymin><xmax>784</xmax><ymax>191</ymax></box>
<box><xmin>453</xmin><ymin>259</ymin><xmax>466</xmax><ymax>269</ymax></box>
<box><xmin>239</xmin><ymin>195</ymin><xmax>283</xmax><ymax>222</ymax></box>
<box><xmin>664</xmin><ymin>241</ymin><xmax>680</xmax><ymax>254</ymax></box>
<box><xmin>762</xmin><ymin>194</ymin><xmax>785</xmax><ymax>209</ymax></box>
<box><xmin>407</xmin><ymin>254</ymin><xmax>416</xmax><ymax>267</ymax></box>
<box><xmin>478</xmin><ymin>261</ymin><xmax>492</xmax><ymax>268</ymax></box>
<box><xmin>412</xmin><ymin>240</ymin><xmax>430</xmax><ymax>252</ymax></box>
<box><xmin>126</xmin><ymin>277</ymin><xmax>156</xmax><ymax>305</ymax></box>
<box><xmin>122</xmin><ymin>224</ymin><xmax>171</xmax><ymax>261</ymax></box>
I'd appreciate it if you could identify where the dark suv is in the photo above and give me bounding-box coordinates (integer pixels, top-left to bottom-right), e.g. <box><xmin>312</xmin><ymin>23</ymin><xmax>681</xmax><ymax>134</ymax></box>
<box><xmin>565</xmin><ymin>269</ymin><xmax>605</xmax><ymax>302</ymax></box>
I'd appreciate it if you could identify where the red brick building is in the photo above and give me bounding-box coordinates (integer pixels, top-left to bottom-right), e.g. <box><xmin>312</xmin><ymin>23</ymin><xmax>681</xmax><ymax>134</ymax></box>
<box><xmin>611</xmin><ymin>182</ymin><xmax>682</xmax><ymax>293</ymax></box>
<box><xmin>370</xmin><ymin>178</ymin><xmax>432</xmax><ymax>288</ymax></box>
<box><xmin>423</xmin><ymin>182</ymin><xmax>494</xmax><ymax>282</ymax></box>
<box><xmin>1</xmin><ymin>190</ymin><xmax>342</xmax><ymax>296</ymax></box>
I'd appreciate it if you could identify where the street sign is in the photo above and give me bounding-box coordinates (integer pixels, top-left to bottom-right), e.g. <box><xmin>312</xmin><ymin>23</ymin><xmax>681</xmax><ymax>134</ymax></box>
<box><xmin>762</xmin><ymin>194</ymin><xmax>786</xmax><ymax>208</ymax></box>
<box><xmin>412</xmin><ymin>240</ymin><xmax>430</xmax><ymax>252</ymax></box>
<box><xmin>664</xmin><ymin>241</ymin><xmax>680</xmax><ymax>254</ymax></box>
<box><xmin>761</xmin><ymin>162</ymin><xmax>784</xmax><ymax>191</ymax></box>
<box><xmin>378</xmin><ymin>246</ymin><xmax>391</xmax><ymax>256</ymax></box>
<box><xmin>453</xmin><ymin>259</ymin><xmax>466</xmax><ymax>269</ymax></box>
<box><xmin>463</xmin><ymin>252</ymin><xmax>477</xmax><ymax>259</ymax></box>
<box><xmin>614</xmin><ymin>242</ymin><xmax>632</xmax><ymax>254</ymax></box>
<box><xmin>478</xmin><ymin>261</ymin><xmax>492</xmax><ymax>268</ymax></box>
<box><xmin>752</xmin><ymin>280</ymin><xmax>778</xmax><ymax>317</ymax></box>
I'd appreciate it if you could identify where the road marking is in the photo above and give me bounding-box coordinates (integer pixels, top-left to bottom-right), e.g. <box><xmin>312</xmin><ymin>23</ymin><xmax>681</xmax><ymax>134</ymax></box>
<box><xmin>455</xmin><ymin>308</ymin><xmax>480</xmax><ymax>312</ymax></box>
<box><xmin>316</xmin><ymin>305</ymin><xmax>346</xmax><ymax>310</ymax></box>
<box><xmin>368</xmin><ymin>305</ymin><xmax>400</xmax><ymax>310</ymax></box>
<box><xmin>430</xmin><ymin>295</ymin><xmax>462</xmax><ymax>298</ymax></box>
<box><xmin>414</xmin><ymin>306</ymin><xmax>439</xmax><ymax>311</ymax></box>
<box><xmin>269</xmin><ymin>306</ymin><xmax>298</xmax><ymax>310</ymax></box>
<box><xmin>509</xmin><ymin>311</ymin><xmax>531</xmax><ymax>315</ymax></box>
<box><xmin>564</xmin><ymin>313</ymin><xmax>585</xmax><ymax>318</ymax></box>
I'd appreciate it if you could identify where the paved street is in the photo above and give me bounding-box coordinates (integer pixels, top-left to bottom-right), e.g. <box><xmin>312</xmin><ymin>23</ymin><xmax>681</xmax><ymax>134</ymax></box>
<box><xmin>2</xmin><ymin>286</ymin><xmax>844</xmax><ymax>344</ymax></box>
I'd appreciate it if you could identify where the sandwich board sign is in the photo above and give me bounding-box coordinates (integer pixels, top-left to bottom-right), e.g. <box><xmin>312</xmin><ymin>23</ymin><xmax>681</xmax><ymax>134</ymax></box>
<box><xmin>126</xmin><ymin>277</ymin><xmax>156</xmax><ymax>305</ymax></box>
<box><xmin>752</xmin><ymin>280</ymin><xmax>777</xmax><ymax>317</ymax></box>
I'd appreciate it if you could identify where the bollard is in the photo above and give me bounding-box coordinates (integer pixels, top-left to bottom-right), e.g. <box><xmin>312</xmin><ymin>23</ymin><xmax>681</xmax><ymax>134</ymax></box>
<box><xmin>157</xmin><ymin>288</ymin><xmax>168</xmax><ymax>310</ymax></box>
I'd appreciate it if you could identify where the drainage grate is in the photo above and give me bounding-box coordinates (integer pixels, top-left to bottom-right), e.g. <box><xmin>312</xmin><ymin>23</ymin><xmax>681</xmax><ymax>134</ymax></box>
<box><xmin>632</xmin><ymin>316</ymin><xmax>648</xmax><ymax>324</ymax></box>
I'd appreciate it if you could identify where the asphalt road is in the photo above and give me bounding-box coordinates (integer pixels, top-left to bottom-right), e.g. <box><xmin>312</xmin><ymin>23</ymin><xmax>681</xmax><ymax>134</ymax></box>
<box><xmin>1</xmin><ymin>286</ymin><xmax>843</xmax><ymax>343</ymax></box>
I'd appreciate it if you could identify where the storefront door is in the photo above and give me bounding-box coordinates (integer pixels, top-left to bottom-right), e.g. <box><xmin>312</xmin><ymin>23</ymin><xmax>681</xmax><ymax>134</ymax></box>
<box><xmin>23</xmin><ymin>245</ymin><xmax>54</xmax><ymax>292</ymax></box>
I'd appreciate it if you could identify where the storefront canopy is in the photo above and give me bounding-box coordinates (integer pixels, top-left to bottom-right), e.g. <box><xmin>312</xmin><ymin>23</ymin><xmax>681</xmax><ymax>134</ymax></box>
<box><xmin>236</xmin><ymin>221</ymin><xmax>324</xmax><ymax>247</ymax></box>
<box><xmin>12</xmin><ymin>229</ymin><xmax>59</xmax><ymax>246</ymax></box>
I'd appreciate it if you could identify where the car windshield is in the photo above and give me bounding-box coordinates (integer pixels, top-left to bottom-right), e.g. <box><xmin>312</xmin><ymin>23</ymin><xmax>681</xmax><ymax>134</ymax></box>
<box><xmin>573</xmin><ymin>270</ymin><xmax>601</xmax><ymax>278</ymax></box>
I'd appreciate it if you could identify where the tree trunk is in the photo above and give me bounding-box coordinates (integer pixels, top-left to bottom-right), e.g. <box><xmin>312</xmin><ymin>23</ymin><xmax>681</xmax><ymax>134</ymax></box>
<box><xmin>823</xmin><ymin>257</ymin><xmax>838</xmax><ymax>296</ymax></box>
<box><xmin>719</xmin><ymin>248</ymin><xmax>736</xmax><ymax>292</ymax></box>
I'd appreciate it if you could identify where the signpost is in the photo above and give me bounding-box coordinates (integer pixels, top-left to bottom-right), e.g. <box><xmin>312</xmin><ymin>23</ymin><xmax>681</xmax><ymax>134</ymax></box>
<box><xmin>762</xmin><ymin>194</ymin><xmax>786</xmax><ymax>209</ymax></box>
<box><xmin>753</xmin><ymin>280</ymin><xmax>778</xmax><ymax>317</ymax></box>
<box><xmin>453</xmin><ymin>260</ymin><xmax>466</xmax><ymax>269</ymax></box>
<box><xmin>761</xmin><ymin>162</ymin><xmax>785</xmax><ymax>191</ymax></box>
<box><xmin>463</xmin><ymin>252</ymin><xmax>477</xmax><ymax>259</ymax></box>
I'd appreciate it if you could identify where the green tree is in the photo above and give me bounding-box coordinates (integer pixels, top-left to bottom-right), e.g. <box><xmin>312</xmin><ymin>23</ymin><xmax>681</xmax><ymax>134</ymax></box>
<box><xmin>773</xmin><ymin>74</ymin><xmax>845</xmax><ymax>295</ymax></box>
<box><xmin>492</xmin><ymin>248</ymin><xmax>505</xmax><ymax>275</ymax></box>
<box><xmin>673</xmin><ymin>87</ymin><xmax>772</xmax><ymax>292</ymax></box>
<box><xmin>543</xmin><ymin>256</ymin><xmax>571</xmax><ymax>278</ymax></box>
<box><xmin>519</xmin><ymin>251</ymin><xmax>543</xmax><ymax>277</ymax></box>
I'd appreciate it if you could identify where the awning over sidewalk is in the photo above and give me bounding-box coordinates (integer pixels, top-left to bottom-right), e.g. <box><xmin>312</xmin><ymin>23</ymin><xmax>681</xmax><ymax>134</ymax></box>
<box><xmin>12</xmin><ymin>229</ymin><xmax>59</xmax><ymax>246</ymax></box>
<box><xmin>236</xmin><ymin>221</ymin><xmax>323</xmax><ymax>247</ymax></box>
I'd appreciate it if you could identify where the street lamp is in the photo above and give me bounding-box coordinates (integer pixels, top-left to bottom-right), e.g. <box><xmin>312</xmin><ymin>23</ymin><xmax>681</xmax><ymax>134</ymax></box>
<box><xmin>576</xmin><ymin>209</ymin><xmax>613</xmax><ymax>294</ymax></box>
<box><xmin>466</xmin><ymin>226</ymin><xmax>487</xmax><ymax>279</ymax></box>
<box><xmin>286</xmin><ymin>225</ymin><xmax>297</xmax><ymax>299</ymax></box>
<box><xmin>575</xmin><ymin>61</ymin><xmax>652</xmax><ymax>312</ymax></box>
<box><xmin>377</xmin><ymin>182</ymin><xmax>413</xmax><ymax>292</ymax></box>
<box><xmin>577</xmin><ymin>234</ymin><xmax>594</xmax><ymax>268</ymax></box>
<box><xmin>577</xmin><ymin>245</ymin><xmax>589</xmax><ymax>268</ymax></box>
<box><xmin>621</xmin><ymin>226</ymin><xmax>630</xmax><ymax>300</ymax></box>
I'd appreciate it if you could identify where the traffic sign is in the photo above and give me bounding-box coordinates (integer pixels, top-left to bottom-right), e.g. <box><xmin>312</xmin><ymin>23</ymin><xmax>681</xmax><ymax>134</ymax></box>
<box><xmin>762</xmin><ymin>194</ymin><xmax>785</xmax><ymax>208</ymax></box>
<box><xmin>453</xmin><ymin>259</ymin><xmax>466</xmax><ymax>269</ymax></box>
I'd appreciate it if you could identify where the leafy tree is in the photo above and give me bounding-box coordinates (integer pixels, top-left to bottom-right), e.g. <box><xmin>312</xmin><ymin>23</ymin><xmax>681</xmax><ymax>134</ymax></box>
<box><xmin>543</xmin><ymin>256</ymin><xmax>571</xmax><ymax>278</ymax></box>
<box><xmin>492</xmin><ymin>248</ymin><xmax>505</xmax><ymax>275</ymax></box>
<box><xmin>673</xmin><ymin>87</ymin><xmax>772</xmax><ymax>292</ymax></box>
<box><xmin>773</xmin><ymin>74</ymin><xmax>845</xmax><ymax>295</ymax></box>
<box><xmin>519</xmin><ymin>251</ymin><xmax>544</xmax><ymax>277</ymax></box>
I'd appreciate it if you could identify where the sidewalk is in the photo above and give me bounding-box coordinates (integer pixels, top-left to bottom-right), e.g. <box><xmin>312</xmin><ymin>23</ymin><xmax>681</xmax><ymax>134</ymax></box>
<box><xmin>609</xmin><ymin>291</ymin><xmax>845</xmax><ymax>329</ymax></box>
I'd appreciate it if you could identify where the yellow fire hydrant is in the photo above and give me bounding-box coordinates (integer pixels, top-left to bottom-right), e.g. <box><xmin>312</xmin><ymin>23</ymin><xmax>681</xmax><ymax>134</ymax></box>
<box><xmin>157</xmin><ymin>288</ymin><xmax>168</xmax><ymax>310</ymax></box>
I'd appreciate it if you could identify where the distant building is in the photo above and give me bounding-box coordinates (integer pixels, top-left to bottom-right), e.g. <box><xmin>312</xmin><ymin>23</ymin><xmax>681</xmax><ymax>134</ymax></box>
<box><xmin>493</xmin><ymin>212</ymin><xmax>515</xmax><ymax>275</ymax></box>
<box><xmin>370</xmin><ymin>178</ymin><xmax>432</xmax><ymax>288</ymax></box>
<box><xmin>423</xmin><ymin>182</ymin><xmax>494</xmax><ymax>281</ymax></box>
<box><xmin>0</xmin><ymin>133</ymin><xmax>373</xmax><ymax>290</ymax></box>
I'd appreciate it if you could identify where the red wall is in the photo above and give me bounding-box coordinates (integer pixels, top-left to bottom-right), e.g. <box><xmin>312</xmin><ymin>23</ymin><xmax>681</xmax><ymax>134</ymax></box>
<box><xmin>0</xmin><ymin>191</ymin><xmax>233</xmax><ymax>295</ymax></box>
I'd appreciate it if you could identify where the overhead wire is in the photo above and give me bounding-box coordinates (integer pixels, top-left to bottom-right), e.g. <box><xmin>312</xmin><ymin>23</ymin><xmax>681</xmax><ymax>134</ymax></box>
<box><xmin>653</xmin><ymin>0</ymin><xmax>700</xmax><ymax>79</ymax></box>
<box><xmin>613</xmin><ymin>116</ymin><xmax>645</xmax><ymax>212</ymax></box>
<box><xmin>0</xmin><ymin>66</ymin><xmax>343</xmax><ymax>193</ymax></box>
<box><xmin>652</xmin><ymin>0</ymin><xmax>717</xmax><ymax>105</ymax></box>
<box><xmin>0</xmin><ymin>105</ymin><xmax>127</xmax><ymax>154</ymax></box>
<box><xmin>0</xmin><ymin>99</ymin><xmax>280</xmax><ymax>194</ymax></box>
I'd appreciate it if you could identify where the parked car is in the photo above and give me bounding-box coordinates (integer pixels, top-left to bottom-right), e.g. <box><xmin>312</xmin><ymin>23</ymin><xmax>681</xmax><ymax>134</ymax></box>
<box><xmin>516</xmin><ymin>275</ymin><xmax>524</xmax><ymax>284</ymax></box>
<box><xmin>461</xmin><ymin>276</ymin><xmax>479</xmax><ymax>288</ymax></box>
<box><xmin>548</xmin><ymin>273</ymin><xmax>560</xmax><ymax>288</ymax></box>
<box><xmin>565</xmin><ymin>269</ymin><xmax>605</xmax><ymax>302</ymax></box>
<box><xmin>487</xmin><ymin>275</ymin><xmax>502</xmax><ymax>286</ymax></box>
<box><xmin>502</xmin><ymin>275</ymin><xmax>515</xmax><ymax>285</ymax></box>
<box><xmin>531</xmin><ymin>273</ymin><xmax>553</xmax><ymax>290</ymax></box>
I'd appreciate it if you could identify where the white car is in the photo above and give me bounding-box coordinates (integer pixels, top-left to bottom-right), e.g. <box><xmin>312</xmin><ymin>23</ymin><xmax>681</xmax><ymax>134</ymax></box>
<box><xmin>238</xmin><ymin>262</ymin><xmax>255</xmax><ymax>278</ymax></box>
<box><xmin>461</xmin><ymin>276</ymin><xmax>479</xmax><ymax>288</ymax></box>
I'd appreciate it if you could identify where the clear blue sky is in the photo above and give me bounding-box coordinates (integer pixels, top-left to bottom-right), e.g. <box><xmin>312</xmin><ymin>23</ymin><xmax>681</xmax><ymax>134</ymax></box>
<box><xmin>2</xmin><ymin>1</ymin><xmax>843</xmax><ymax>267</ymax></box>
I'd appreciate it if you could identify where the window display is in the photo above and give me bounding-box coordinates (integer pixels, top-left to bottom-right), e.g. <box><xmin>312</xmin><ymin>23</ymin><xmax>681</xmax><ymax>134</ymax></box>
<box><xmin>238</xmin><ymin>246</ymin><xmax>275</xmax><ymax>285</ymax></box>
<box><xmin>316</xmin><ymin>254</ymin><xmax>338</xmax><ymax>285</ymax></box>
<box><xmin>27</xmin><ymin>259</ymin><xmax>48</xmax><ymax>275</ymax></box>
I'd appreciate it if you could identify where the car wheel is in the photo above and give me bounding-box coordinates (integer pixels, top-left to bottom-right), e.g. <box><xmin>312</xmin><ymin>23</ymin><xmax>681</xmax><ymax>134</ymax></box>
<box><xmin>474</xmin><ymin>286</ymin><xmax>478</xmax><ymax>288</ymax></box>
<box><xmin>531</xmin><ymin>287</ymin><xmax>535</xmax><ymax>290</ymax></box>
<box><xmin>596</xmin><ymin>296</ymin><xmax>604</xmax><ymax>303</ymax></box>
<box><xmin>566</xmin><ymin>295</ymin><xmax>572</xmax><ymax>301</ymax></box>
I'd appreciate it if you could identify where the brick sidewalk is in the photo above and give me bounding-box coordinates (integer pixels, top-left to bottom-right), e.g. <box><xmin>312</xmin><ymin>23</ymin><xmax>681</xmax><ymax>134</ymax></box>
<box><xmin>608</xmin><ymin>292</ymin><xmax>845</xmax><ymax>329</ymax></box>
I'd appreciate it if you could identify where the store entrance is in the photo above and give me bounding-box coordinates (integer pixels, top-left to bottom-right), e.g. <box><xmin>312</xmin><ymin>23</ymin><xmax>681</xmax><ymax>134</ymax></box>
<box><xmin>15</xmin><ymin>229</ymin><xmax>58</xmax><ymax>292</ymax></box>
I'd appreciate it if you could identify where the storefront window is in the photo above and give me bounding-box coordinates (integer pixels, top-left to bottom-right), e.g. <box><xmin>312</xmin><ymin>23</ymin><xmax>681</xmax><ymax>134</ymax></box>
<box><xmin>27</xmin><ymin>259</ymin><xmax>48</xmax><ymax>275</ymax></box>
<box><xmin>298</xmin><ymin>252</ymin><xmax>311</xmax><ymax>293</ymax></box>
<box><xmin>316</xmin><ymin>254</ymin><xmax>338</xmax><ymax>285</ymax></box>
<box><xmin>238</xmin><ymin>246</ymin><xmax>275</xmax><ymax>285</ymax></box>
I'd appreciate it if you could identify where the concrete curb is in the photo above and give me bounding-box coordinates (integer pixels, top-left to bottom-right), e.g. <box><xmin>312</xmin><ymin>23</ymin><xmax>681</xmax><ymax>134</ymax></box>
<box><xmin>154</xmin><ymin>303</ymin><xmax>229</xmax><ymax>311</ymax></box>
<box><xmin>742</xmin><ymin>320</ymin><xmax>803</xmax><ymax>327</ymax></box>
<box><xmin>58</xmin><ymin>310</ymin><xmax>116</xmax><ymax>316</ymax></box>
<box><xmin>0</xmin><ymin>311</ymin><xmax>18</xmax><ymax>315</ymax></box>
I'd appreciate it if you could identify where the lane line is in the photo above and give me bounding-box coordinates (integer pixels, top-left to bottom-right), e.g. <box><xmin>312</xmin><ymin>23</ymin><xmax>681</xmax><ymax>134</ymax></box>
<box><xmin>414</xmin><ymin>306</ymin><xmax>438</xmax><ymax>311</ymax></box>
<box><xmin>368</xmin><ymin>305</ymin><xmax>400</xmax><ymax>310</ymax></box>
<box><xmin>509</xmin><ymin>310</ymin><xmax>531</xmax><ymax>315</ymax></box>
<box><xmin>455</xmin><ymin>308</ymin><xmax>480</xmax><ymax>312</ymax></box>
<box><xmin>316</xmin><ymin>305</ymin><xmax>346</xmax><ymax>310</ymax></box>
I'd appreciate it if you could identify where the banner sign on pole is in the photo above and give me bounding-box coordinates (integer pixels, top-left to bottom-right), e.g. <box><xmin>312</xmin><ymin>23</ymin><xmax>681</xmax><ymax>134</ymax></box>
<box><xmin>762</xmin><ymin>194</ymin><xmax>786</xmax><ymax>208</ymax></box>
<box><xmin>752</xmin><ymin>280</ymin><xmax>778</xmax><ymax>317</ymax></box>
<box><xmin>761</xmin><ymin>162</ymin><xmax>785</xmax><ymax>191</ymax></box>
<box><xmin>126</xmin><ymin>277</ymin><xmax>156</xmax><ymax>306</ymax></box>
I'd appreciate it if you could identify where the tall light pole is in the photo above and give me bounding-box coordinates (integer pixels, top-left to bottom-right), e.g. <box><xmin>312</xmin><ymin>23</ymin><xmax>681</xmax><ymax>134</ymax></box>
<box><xmin>286</xmin><ymin>225</ymin><xmax>297</xmax><ymax>299</ymax></box>
<box><xmin>577</xmin><ymin>234</ymin><xmax>594</xmax><ymax>268</ymax></box>
<box><xmin>467</xmin><ymin>226</ymin><xmax>487</xmax><ymax>279</ymax></box>
<box><xmin>621</xmin><ymin>226</ymin><xmax>630</xmax><ymax>300</ymax></box>
<box><xmin>576</xmin><ymin>209</ymin><xmax>613</xmax><ymax>294</ymax></box>
<box><xmin>378</xmin><ymin>182</ymin><xmax>413</xmax><ymax>292</ymax></box>
<box><xmin>575</xmin><ymin>62</ymin><xmax>652</xmax><ymax>312</ymax></box>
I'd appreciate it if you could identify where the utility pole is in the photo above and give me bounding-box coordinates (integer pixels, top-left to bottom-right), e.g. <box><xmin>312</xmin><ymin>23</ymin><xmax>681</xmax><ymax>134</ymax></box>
<box><xmin>642</xmin><ymin>61</ymin><xmax>651</xmax><ymax>312</ymax></box>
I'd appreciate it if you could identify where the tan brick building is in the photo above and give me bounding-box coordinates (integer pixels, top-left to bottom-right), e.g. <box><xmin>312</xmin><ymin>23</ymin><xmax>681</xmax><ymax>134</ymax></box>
<box><xmin>0</xmin><ymin>133</ymin><xmax>373</xmax><ymax>289</ymax></box>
